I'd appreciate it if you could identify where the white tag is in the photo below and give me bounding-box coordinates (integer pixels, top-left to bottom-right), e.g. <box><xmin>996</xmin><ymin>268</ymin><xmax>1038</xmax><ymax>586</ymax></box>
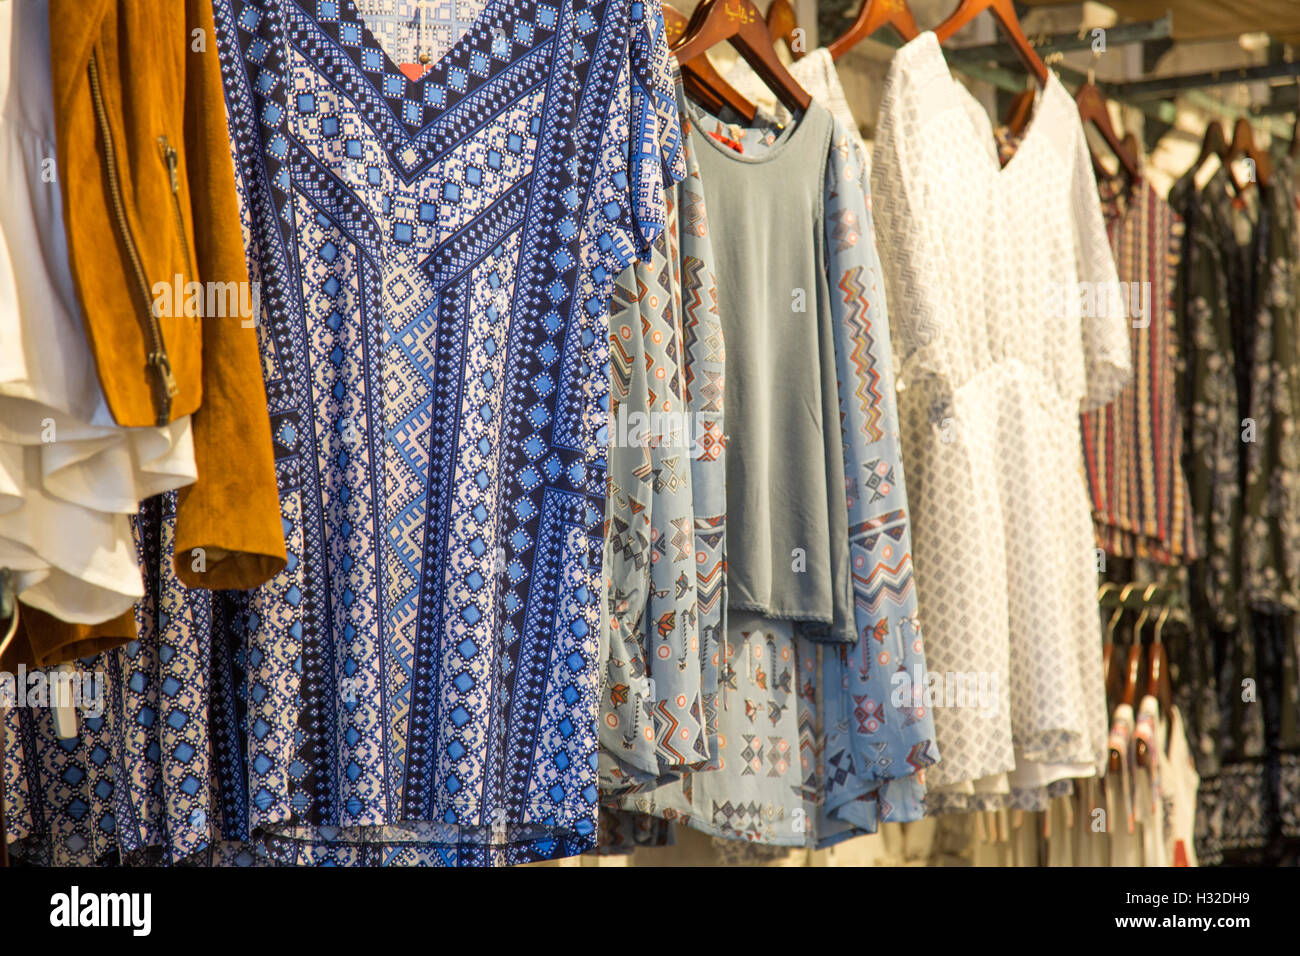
<box><xmin>53</xmin><ymin>662</ymin><xmax>78</xmax><ymax>739</ymax></box>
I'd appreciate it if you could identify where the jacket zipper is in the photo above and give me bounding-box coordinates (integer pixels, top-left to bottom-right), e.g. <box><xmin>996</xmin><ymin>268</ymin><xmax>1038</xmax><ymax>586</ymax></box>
<box><xmin>158</xmin><ymin>136</ymin><xmax>199</xmax><ymax>283</ymax></box>
<box><xmin>87</xmin><ymin>50</ymin><xmax>178</xmax><ymax>426</ymax></box>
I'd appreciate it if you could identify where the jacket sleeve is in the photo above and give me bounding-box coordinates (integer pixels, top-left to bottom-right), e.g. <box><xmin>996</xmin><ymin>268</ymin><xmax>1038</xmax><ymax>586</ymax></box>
<box><xmin>1</xmin><ymin>604</ymin><xmax>136</xmax><ymax>672</ymax></box>
<box><xmin>172</xmin><ymin>0</ymin><xmax>285</xmax><ymax>589</ymax></box>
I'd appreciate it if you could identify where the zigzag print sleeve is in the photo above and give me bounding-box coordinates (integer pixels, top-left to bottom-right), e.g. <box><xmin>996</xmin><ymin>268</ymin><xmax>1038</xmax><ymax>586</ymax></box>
<box><xmin>597</xmin><ymin>89</ymin><xmax>717</xmax><ymax>792</ymax></box>
<box><xmin>815</xmin><ymin>118</ymin><xmax>939</xmax><ymax>835</ymax></box>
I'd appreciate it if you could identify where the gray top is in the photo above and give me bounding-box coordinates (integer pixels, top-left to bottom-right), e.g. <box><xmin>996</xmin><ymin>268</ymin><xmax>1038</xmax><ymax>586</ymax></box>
<box><xmin>686</xmin><ymin>98</ymin><xmax>851</xmax><ymax>641</ymax></box>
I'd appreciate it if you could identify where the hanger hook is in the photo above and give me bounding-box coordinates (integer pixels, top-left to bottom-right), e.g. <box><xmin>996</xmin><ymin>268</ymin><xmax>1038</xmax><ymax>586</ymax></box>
<box><xmin>1105</xmin><ymin>600</ymin><xmax>1125</xmax><ymax>641</ymax></box>
<box><xmin>1152</xmin><ymin>604</ymin><xmax>1171</xmax><ymax>645</ymax></box>
<box><xmin>1131</xmin><ymin>584</ymin><xmax>1159</xmax><ymax>640</ymax></box>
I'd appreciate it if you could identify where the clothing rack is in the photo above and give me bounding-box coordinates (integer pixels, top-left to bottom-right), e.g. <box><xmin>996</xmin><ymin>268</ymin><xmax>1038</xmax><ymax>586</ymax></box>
<box><xmin>1111</xmin><ymin>61</ymin><xmax>1300</xmax><ymax>100</ymax></box>
<box><xmin>862</xmin><ymin>30</ymin><xmax>1282</xmax><ymax>142</ymax></box>
<box><xmin>943</xmin><ymin>15</ymin><xmax>1173</xmax><ymax>67</ymax></box>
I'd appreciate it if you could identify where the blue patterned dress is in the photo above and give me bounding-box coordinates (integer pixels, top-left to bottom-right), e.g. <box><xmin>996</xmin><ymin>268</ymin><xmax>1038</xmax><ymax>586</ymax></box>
<box><xmin>4</xmin><ymin>0</ymin><xmax>684</xmax><ymax>866</ymax></box>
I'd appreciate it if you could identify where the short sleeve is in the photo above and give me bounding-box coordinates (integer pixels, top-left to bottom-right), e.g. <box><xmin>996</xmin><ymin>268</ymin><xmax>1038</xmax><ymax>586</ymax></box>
<box><xmin>588</xmin><ymin>0</ymin><xmax>685</xmax><ymax>281</ymax></box>
<box><xmin>868</xmin><ymin>70</ymin><xmax>960</xmax><ymax>410</ymax></box>
<box><xmin>1072</xmin><ymin>123</ymin><xmax>1131</xmax><ymax>411</ymax></box>
<box><xmin>627</xmin><ymin>0</ymin><xmax>687</xmax><ymax>247</ymax></box>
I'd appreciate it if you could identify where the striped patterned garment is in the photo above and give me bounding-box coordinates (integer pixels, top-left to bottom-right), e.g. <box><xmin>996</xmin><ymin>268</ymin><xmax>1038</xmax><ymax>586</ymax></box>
<box><xmin>1080</xmin><ymin>175</ymin><xmax>1197</xmax><ymax>565</ymax></box>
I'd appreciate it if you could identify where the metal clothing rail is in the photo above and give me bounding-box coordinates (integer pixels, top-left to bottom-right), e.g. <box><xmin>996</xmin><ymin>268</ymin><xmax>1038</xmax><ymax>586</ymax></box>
<box><xmin>943</xmin><ymin>14</ymin><xmax>1174</xmax><ymax>66</ymax></box>
<box><xmin>1098</xmin><ymin>581</ymin><xmax>1182</xmax><ymax>612</ymax></box>
<box><xmin>865</xmin><ymin>29</ymin><xmax>1281</xmax><ymax>136</ymax></box>
<box><xmin>1113</xmin><ymin>61</ymin><xmax>1300</xmax><ymax>100</ymax></box>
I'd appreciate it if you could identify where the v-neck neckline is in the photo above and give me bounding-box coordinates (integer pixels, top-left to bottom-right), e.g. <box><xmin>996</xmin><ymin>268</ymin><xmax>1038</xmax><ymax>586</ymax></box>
<box><xmin>309</xmin><ymin>0</ymin><xmax>546</xmax><ymax>136</ymax></box>
<box><xmin>345</xmin><ymin>0</ymin><xmax>494</xmax><ymax>87</ymax></box>
<box><xmin>908</xmin><ymin>31</ymin><xmax>1060</xmax><ymax>180</ymax></box>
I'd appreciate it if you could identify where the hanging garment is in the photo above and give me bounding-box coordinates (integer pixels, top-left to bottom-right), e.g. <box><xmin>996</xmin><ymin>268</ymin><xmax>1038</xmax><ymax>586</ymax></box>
<box><xmin>46</xmin><ymin>0</ymin><xmax>285</xmax><ymax>591</ymax></box>
<box><xmin>1171</xmin><ymin>159</ymin><xmax>1300</xmax><ymax>866</ymax></box>
<box><xmin>4</xmin><ymin>0</ymin><xmax>686</xmax><ymax>867</ymax></box>
<box><xmin>700</xmin><ymin>101</ymin><xmax>854</xmax><ymax>639</ymax></box>
<box><xmin>1163</xmin><ymin>704</ymin><xmax>1200</xmax><ymax>866</ymax></box>
<box><xmin>1102</xmin><ymin>703</ymin><xmax>1143</xmax><ymax>864</ymax></box>
<box><xmin>616</xmin><ymin>92</ymin><xmax>935</xmax><ymax>847</ymax></box>
<box><xmin>1170</xmin><ymin>166</ymin><xmax>1241</xmax><ymax>633</ymax></box>
<box><xmin>598</xmin><ymin>78</ymin><xmax>725</xmax><ymax>792</ymax></box>
<box><xmin>0</xmin><ymin>0</ymin><xmax>196</xmax><ymax>641</ymax></box>
<box><xmin>870</xmin><ymin>32</ymin><xmax>1128</xmax><ymax>798</ymax></box>
<box><xmin>1080</xmin><ymin>175</ymin><xmax>1197</xmax><ymax>565</ymax></box>
<box><xmin>1131</xmin><ymin>694</ymin><xmax>1166</xmax><ymax>865</ymax></box>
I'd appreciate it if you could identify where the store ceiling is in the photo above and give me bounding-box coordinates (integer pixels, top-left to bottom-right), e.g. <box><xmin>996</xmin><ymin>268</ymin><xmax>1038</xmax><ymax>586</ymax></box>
<box><xmin>1021</xmin><ymin>0</ymin><xmax>1300</xmax><ymax>45</ymax></box>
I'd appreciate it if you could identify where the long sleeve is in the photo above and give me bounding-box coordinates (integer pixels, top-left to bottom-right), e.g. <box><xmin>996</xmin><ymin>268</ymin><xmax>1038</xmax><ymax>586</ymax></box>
<box><xmin>171</xmin><ymin>0</ymin><xmax>285</xmax><ymax>589</ymax></box>
<box><xmin>817</xmin><ymin>119</ymin><xmax>938</xmax><ymax>829</ymax></box>
<box><xmin>598</xmin><ymin>111</ymin><xmax>714</xmax><ymax>788</ymax></box>
<box><xmin>598</xmin><ymin>263</ymin><xmax>660</xmax><ymax>783</ymax></box>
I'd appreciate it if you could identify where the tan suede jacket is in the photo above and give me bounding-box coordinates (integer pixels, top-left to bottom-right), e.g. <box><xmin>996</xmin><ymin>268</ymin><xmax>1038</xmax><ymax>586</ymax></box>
<box><xmin>7</xmin><ymin>0</ymin><xmax>287</xmax><ymax>667</ymax></box>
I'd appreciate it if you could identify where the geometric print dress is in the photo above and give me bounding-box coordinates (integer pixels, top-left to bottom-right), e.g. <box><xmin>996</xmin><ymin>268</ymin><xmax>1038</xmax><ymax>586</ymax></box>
<box><xmin>598</xmin><ymin>83</ymin><xmax>726</xmax><ymax>796</ymax></box>
<box><xmin>3</xmin><ymin>0</ymin><xmax>684</xmax><ymax>866</ymax></box>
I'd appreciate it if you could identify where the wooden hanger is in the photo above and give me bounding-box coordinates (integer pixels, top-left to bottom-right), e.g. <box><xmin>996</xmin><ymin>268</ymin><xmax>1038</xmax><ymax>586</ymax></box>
<box><xmin>1121</xmin><ymin>132</ymin><xmax>1139</xmax><ymax>164</ymax></box>
<box><xmin>1105</xmin><ymin>583</ymin><xmax>1136</xmax><ymax>775</ymax></box>
<box><xmin>1075</xmin><ymin>79</ymin><xmax>1140</xmax><ymax>182</ymax></box>
<box><xmin>665</xmin><ymin>4</ymin><xmax>757</xmax><ymax>120</ymax></box>
<box><xmin>767</xmin><ymin>0</ymin><xmax>803</xmax><ymax>60</ymax></box>
<box><xmin>1003</xmin><ymin>87</ymin><xmax>1035</xmax><ymax>136</ymax></box>
<box><xmin>934</xmin><ymin>0</ymin><xmax>1049</xmax><ymax>87</ymax></box>
<box><xmin>1099</xmin><ymin>582</ymin><xmax>1120</xmax><ymax>694</ymax></box>
<box><xmin>1192</xmin><ymin>120</ymin><xmax>1243</xmax><ymax>194</ymax></box>
<box><xmin>1138</xmin><ymin>605</ymin><xmax>1173</xmax><ymax>767</ymax></box>
<box><xmin>1224</xmin><ymin>116</ymin><xmax>1272</xmax><ymax>189</ymax></box>
<box><xmin>828</xmin><ymin>0</ymin><xmax>920</xmax><ymax>62</ymax></box>
<box><xmin>1122</xmin><ymin>585</ymin><xmax>1159</xmax><ymax>711</ymax></box>
<box><xmin>1195</xmin><ymin>119</ymin><xmax>1230</xmax><ymax>171</ymax></box>
<box><xmin>1102</xmin><ymin>582</ymin><xmax>1133</xmax><ymax>721</ymax></box>
<box><xmin>672</xmin><ymin>0</ymin><xmax>811</xmax><ymax>114</ymax></box>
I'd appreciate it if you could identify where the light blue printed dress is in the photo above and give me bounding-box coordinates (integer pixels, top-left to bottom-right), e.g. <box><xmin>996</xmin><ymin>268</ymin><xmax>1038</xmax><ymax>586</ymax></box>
<box><xmin>3</xmin><ymin>0</ymin><xmax>685</xmax><ymax>866</ymax></box>
<box><xmin>598</xmin><ymin>80</ymin><xmax>726</xmax><ymax>793</ymax></box>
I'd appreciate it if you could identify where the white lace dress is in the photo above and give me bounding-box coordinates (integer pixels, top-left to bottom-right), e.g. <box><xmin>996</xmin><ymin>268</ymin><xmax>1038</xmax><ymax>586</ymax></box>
<box><xmin>869</xmin><ymin>33</ymin><xmax>1129</xmax><ymax>798</ymax></box>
